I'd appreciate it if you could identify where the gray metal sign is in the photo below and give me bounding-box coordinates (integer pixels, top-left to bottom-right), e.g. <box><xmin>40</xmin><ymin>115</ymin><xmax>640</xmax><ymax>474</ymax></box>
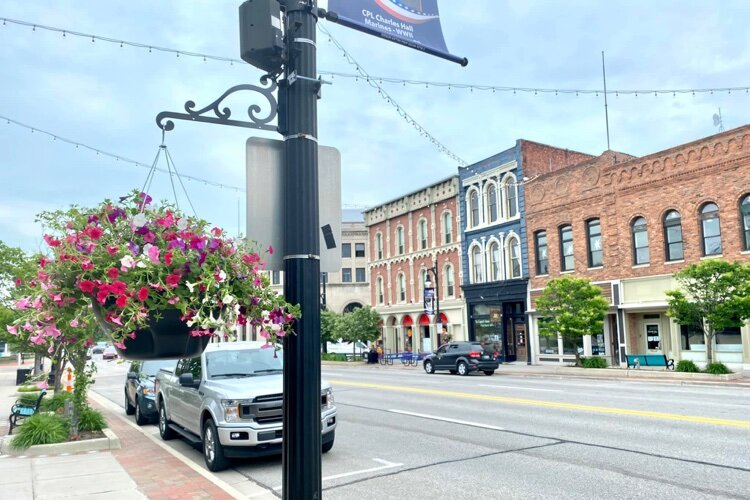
<box><xmin>246</xmin><ymin>137</ymin><xmax>342</xmax><ymax>272</ymax></box>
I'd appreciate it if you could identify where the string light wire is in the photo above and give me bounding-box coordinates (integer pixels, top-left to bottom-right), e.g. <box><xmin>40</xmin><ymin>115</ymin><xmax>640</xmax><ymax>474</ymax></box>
<box><xmin>2</xmin><ymin>17</ymin><xmax>747</xmax><ymax>97</ymax></box>
<box><xmin>0</xmin><ymin>113</ymin><xmax>245</xmax><ymax>193</ymax></box>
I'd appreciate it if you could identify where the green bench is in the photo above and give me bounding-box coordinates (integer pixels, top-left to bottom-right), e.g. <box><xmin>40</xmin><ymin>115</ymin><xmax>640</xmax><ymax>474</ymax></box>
<box><xmin>626</xmin><ymin>354</ymin><xmax>674</xmax><ymax>370</ymax></box>
<box><xmin>9</xmin><ymin>390</ymin><xmax>46</xmax><ymax>434</ymax></box>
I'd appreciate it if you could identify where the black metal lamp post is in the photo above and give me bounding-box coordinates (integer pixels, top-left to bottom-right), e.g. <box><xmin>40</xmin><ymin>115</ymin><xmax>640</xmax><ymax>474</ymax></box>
<box><xmin>424</xmin><ymin>260</ymin><xmax>442</xmax><ymax>349</ymax></box>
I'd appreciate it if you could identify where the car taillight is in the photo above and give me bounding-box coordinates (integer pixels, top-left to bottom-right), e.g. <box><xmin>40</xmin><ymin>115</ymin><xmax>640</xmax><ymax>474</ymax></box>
<box><xmin>468</xmin><ymin>351</ymin><xmax>481</xmax><ymax>358</ymax></box>
<box><xmin>494</xmin><ymin>352</ymin><xmax>499</xmax><ymax>359</ymax></box>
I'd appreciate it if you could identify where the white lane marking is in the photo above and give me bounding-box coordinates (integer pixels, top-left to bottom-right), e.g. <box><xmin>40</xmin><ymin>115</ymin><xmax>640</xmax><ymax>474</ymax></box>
<box><xmin>479</xmin><ymin>384</ymin><xmax>563</xmax><ymax>393</ymax></box>
<box><xmin>388</xmin><ymin>409</ymin><xmax>505</xmax><ymax>431</ymax></box>
<box><xmin>265</xmin><ymin>458</ymin><xmax>404</xmax><ymax>492</ymax></box>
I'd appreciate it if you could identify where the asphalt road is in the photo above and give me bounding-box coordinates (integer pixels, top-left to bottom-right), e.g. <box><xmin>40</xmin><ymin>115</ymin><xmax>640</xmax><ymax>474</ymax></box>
<box><xmin>91</xmin><ymin>358</ymin><xmax>750</xmax><ymax>500</ymax></box>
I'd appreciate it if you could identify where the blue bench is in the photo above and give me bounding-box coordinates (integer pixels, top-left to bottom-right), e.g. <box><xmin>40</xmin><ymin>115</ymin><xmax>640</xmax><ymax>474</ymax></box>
<box><xmin>626</xmin><ymin>354</ymin><xmax>674</xmax><ymax>370</ymax></box>
<box><xmin>9</xmin><ymin>390</ymin><xmax>47</xmax><ymax>434</ymax></box>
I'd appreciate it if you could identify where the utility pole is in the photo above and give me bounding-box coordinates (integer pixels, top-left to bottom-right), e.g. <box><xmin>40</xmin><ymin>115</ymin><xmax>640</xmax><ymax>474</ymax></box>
<box><xmin>280</xmin><ymin>2</ymin><xmax>322</xmax><ymax>499</ymax></box>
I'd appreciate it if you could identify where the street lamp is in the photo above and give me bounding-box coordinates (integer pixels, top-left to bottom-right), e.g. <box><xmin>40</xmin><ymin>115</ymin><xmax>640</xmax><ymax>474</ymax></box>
<box><xmin>423</xmin><ymin>260</ymin><xmax>442</xmax><ymax>349</ymax></box>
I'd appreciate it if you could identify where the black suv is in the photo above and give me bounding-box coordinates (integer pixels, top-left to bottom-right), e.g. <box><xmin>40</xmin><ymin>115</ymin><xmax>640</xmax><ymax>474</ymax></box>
<box><xmin>423</xmin><ymin>341</ymin><xmax>499</xmax><ymax>376</ymax></box>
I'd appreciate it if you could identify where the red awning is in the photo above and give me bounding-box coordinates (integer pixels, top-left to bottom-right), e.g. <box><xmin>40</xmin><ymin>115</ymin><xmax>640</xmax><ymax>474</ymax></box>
<box><xmin>402</xmin><ymin>315</ymin><xmax>413</xmax><ymax>326</ymax></box>
<box><xmin>418</xmin><ymin>314</ymin><xmax>430</xmax><ymax>325</ymax></box>
<box><xmin>438</xmin><ymin>313</ymin><xmax>448</xmax><ymax>324</ymax></box>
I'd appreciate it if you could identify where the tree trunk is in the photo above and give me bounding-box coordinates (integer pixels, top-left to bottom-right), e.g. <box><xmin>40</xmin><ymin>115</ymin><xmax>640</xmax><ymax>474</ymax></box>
<box><xmin>52</xmin><ymin>350</ymin><xmax>65</xmax><ymax>393</ymax></box>
<box><xmin>33</xmin><ymin>353</ymin><xmax>42</xmax><ymax>375</ymax></box>
<box><xmin>705</xmin><ymin>331</ymin><xmax>714</xmax><ymax>364</ymax></box>
<box><xmin>574</xmin><ymin>349</ymin><xmax>581</xmax><ymax>367</ymax></box>
<box><xmin>69</xmin><ymin>354</ymin><xmax>88</xmax><ymax>439</ymax></box>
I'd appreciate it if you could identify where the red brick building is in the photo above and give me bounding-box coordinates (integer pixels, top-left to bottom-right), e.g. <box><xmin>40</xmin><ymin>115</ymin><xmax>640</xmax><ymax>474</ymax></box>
<box><xmin>525</xmin><ymin>126</ymin><xmax>750</xmax><ymax>370</ymax></box>
<box><xmin>364</xmin><ymin>176</ymin><xmax>465</xmax><ymax>354</ymax></box>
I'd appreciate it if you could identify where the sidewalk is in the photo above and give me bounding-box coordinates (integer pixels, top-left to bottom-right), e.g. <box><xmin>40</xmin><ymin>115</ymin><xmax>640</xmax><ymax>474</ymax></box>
<box><xmin>0</xmin><ymin>366</ymin><xmax>275</xmax><ymax>499</ymax></box>
<box><xmin>324</xmin><ymin>359</ymin><xmax>750</xmax><ymax>386</ymax></box>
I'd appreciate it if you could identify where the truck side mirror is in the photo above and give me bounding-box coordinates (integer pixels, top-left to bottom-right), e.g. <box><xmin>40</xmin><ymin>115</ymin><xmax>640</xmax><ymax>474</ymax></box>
<box><xmin>179</xmin><ymin>373</ymin><xmax>196</xmax><ymax>387</ymax></box>
<box><xmin>127</xmin><ymin>372</ymin><xmax>138</xmax><ymax>380</ymax></box>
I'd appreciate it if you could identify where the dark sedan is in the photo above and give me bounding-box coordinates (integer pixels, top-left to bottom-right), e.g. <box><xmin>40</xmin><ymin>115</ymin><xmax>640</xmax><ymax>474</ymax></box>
<box><xmin>423</xmin><ymin>341</ymin><xmax>499</xmax><ymax>376</ymax></box>
<box><xmin>125</xmin><ymin>359</ymin><xmax>177</xmax><ymax>425</ymax></box>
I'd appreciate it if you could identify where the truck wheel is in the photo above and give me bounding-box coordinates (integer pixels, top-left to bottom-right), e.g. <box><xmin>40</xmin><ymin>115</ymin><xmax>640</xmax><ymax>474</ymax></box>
<box><xmin>322</xmin><ymin>431</ymin><xmax>335</xmax><ymax>454</ymax></box>
<box><xmin>125</xmin><ymin>391</ymin><xmax>135</xmax><ymax>415</ymax></box>
<box><xmin>134</xmin><ymin>399</ymin><xmax>148</xmax><ymax>426</ymax></box>
<box><xmin>203</xmin><ymin>419</ymin><xmax>229</xmax><ymax>472</ymax></box>
<box><xmin>423</xmin><ymin>360</ymin><xmax>434</xmax><ymax>374</ymax></box>
<box><xmin>158</xmin><ymin>403</ymin><xmax>176</xmax><ymax>440</ymax></box>
<box><xmin>457</xmin><ymin>361</ymin><xmax>469</xmax><ymax>376</ymax></box>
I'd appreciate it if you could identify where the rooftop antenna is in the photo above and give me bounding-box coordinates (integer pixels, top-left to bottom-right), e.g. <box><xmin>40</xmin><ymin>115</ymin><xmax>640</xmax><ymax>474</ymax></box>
<box><xmin>713</xmin><ymin>108</ymin><xmax>725</xmax><ymax>132</ymax></box>
<box><xmin>601</xmin><ymin>51</ymin><xmax>611</xmax><ymax>150</ymax></box>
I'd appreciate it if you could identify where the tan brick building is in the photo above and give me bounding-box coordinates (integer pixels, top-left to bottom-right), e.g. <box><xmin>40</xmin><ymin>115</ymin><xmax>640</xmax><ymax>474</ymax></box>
<box><xmin>525</xmin><ymin>126</ymin><xmax>750</xmax><ymax>370</ymax></box>
<box><xmin>364</xmin><ymin>176</ymin><xmax>465</xmax><ymax>355</ymax></box>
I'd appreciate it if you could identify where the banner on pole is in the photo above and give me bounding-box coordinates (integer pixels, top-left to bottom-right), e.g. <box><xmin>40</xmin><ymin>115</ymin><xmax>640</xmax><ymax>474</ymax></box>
<box><xmin>327</xmin><ymin>0</ymin><xmax>466</xmax><ymax>66</ymax></box>
<box><xmin>423</xmin><ymin>287</ymin><xmax>435</xmax><ymax>315</ymax></box>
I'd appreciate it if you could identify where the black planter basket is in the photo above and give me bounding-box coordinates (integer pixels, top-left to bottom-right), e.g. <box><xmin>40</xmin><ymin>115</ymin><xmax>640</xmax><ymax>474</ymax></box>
<box><xmin>92</xmin><ymin>304</ymin><xmax>210</xmax><ymax>360</ymax></box>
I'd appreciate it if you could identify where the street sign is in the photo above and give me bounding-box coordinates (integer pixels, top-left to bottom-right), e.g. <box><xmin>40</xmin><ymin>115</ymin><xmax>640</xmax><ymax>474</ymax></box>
<box><xmin>246</xmin><ymin>137</ymin><xmax>342</xmax><ymax>272</ymax></box>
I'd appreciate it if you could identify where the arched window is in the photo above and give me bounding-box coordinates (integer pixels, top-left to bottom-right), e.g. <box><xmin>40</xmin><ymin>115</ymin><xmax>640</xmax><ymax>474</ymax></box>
<box><xmin>507</xmin><ymin>236</ymin><xmax>522</xmax><ymax>279</ymax></box>
<box><xmin>442</xmin><ymin>211</ymin><xmax>452</xmax><ymax>244</ymax></box>
<box><xmin>396</xmin><ymin>226</ymin><xmax>405</xmax><ymax>255</ymax></box>
<box><xmin>419</xmin><ymin>219</ymin><xmax>428</xmax><ymax>250</ymax></box>
<box><xmin>741</xmin><ymin>195</ymin><xmax>750</xmax><ymax>251</ymax></box>
<box><xmin>487</xmin><ymin>184</ymin><xmax>498</xmax><ymax>223</ymax></box>
<box><xmin>470</xmin><ymin>245</ymin><xmax>483</xmax><ymax>283</ymax></box>
<box><xmin>397</xmin><ymin>273</ymin><xmax>406</xmax><ymax>302</ymax></box>
<box><xmin>663</xmin><ymin>210</ymin><xmax>684</xmax><ymax>261</ymax></box>
<box><xmin>503</xmin><ymin>175</ymin><xmax>518</xmax><ymax>218</ymax></box>
<box><xmin>559</xmin><ymin>225</ymin><xmax>574</xmax><ymax>271</ymax></box>
<box><xmin>586</xmin><ymin>218</ymin><xmax>603</xmax><ymax>267</ymax></box>
<box><xmin>376</xmin><ymin>277</ymin><xmax>384</xmax><ymax>305</ymax></box>
<box><xmin>488</xmin><ymin>241</ymin><xmax>501</xmax><ymax>281</ymax></box>
<box><xmin>699</xmin><ymin>203</ymin><xmax>722</xmax><ymax>256</ymax></box>
<box><xmin>631</xmin><ymin>217</ymin><xmax>649</xmax><ymax>265</ymax></box>
<box><xmin>534</xmin><ymin>231</ymin><xmax>548</xmax><ymax>275</ymax></box>
<box><xmin>445</xmin><ymin>264</ymin><xmax>455</xmax><ymax>298</ymax></box>
<box><xmin>375</xmin><ymin>233</ymin><xmax>383</xmax><ymax>260</ymax></box>
<box><xmin>469</xmin><ymin>190</ymin><xmax>480</xmax><ymax>227</ymax></box>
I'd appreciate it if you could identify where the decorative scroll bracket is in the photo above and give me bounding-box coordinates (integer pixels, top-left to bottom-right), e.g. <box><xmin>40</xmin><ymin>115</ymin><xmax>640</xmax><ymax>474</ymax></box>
<box><xmin>156</xmin><ymin>77</ymin><xmax>278</xmax><ymax>132</ymax></box>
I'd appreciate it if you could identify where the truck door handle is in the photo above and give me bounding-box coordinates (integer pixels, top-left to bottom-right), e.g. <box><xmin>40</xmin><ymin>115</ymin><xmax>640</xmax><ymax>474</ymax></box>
<box><xmin>198</xmin><ymin>391</ymin><xmax>204</xmax><ymax>396</ymax></box>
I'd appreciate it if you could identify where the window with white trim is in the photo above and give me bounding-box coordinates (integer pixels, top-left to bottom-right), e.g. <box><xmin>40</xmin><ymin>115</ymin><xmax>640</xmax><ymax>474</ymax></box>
<box><xmin>507</xmin><ymin>236</ymin><xmax>521</xmax><ymax>278</ymax></box>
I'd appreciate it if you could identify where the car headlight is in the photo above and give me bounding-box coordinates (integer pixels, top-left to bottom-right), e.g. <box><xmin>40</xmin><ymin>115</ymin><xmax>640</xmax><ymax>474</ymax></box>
<box><xmin>222</xmin><ymin>400</ymin><xmax>240</xmax><ymax>422</ymax></box>
<box><xmin>142</xmin><ymin>387</ymin><xmax>149</xmax><ymax>395</ymax></box>
<box><xmin>323</xmin><ymin>388</ymin><xmax>334</xmax><ymax>410</ymax></box>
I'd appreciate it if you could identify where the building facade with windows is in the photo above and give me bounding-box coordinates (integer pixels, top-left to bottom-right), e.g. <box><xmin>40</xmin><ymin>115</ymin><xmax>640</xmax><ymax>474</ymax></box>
<box><xmin>524</xmin><ymin>125</ymin><xmax>750</xmax><ymax>370</ymax></box>
<box><xmin>459</xmin><ymin>141</ymin><xmax>594</xmax><ymax>363</ymax></box>
<box><xmin>364</xmin><ymin>176</ymin><xmax>465</xmax><ymax>355</ymax></box>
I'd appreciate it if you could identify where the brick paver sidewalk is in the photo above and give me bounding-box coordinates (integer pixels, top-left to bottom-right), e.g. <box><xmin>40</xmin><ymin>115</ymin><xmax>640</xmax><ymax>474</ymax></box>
<box><xmin>92</xmin><ymin>400</ymin><xmax>235</xmax><ymax>500</ymax></box>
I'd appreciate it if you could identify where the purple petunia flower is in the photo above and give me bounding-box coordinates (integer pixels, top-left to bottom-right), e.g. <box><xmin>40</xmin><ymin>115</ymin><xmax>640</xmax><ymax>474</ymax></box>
<box><xmin>128</xmin><ymin>241</ymin><xmax>140</xmax><ymax>255</ymax></box>
<box><xmin>108</xmin><ymin>208</ymin><xmax>126</xmax><ymax>223</ymax></box>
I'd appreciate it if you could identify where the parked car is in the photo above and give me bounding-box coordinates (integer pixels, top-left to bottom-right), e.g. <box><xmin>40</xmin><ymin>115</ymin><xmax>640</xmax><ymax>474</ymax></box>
<box><xmin>125</xmin><ymin>359</ymin><xmax>177</xmax><ymax>425</ymax></box>
<box><xmin>91</xmin><ymin>346</ymin><xmax>106</xmax><ymax>355</ymax></box>
<box><xmin>423</xmin><ymin>341</ymin><xmax>499</xmax><ymax>376</ymax></box>
<box><xmin>325</xmin><ymin>341</ymin><xmax>369</xmax><ymax>358</ymax></box>
<box><xmin>102</xmin><ymin>346</ymin><xmax>118</xmax><ymax>360</ymax></box>
<box><xmin>155</xmin><ymin>341</ymin><xmax>337</xmax><ymax>472</ymax></box>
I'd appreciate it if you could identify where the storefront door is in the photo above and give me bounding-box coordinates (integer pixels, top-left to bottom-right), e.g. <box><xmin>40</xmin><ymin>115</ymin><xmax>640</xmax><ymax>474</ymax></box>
<box><xmin>645</xmin><ymin>323</ymin><xmax>661</xmax><ymax>353</ymax></box>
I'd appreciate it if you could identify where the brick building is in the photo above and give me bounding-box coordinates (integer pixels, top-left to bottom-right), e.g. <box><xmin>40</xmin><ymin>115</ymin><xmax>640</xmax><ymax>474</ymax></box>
<box><xmin>364</xmin><ymin>176</ymin><xmax>465</xmax><ymax>354</ymax></box>
<box><xmin>525</xmin><ymin>125</ymin><xmax>750</xmax><ymax>370</ymax></box>
<box><xmin>459</xmin><ymin>141</ymin><xmax>593</xmax><ymax>363</ymax></box>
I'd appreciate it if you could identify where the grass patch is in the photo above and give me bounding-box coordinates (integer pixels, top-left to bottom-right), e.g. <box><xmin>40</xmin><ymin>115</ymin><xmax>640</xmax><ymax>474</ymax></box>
<box><xmin>10</xmin><ymin>414</ymin><xmax>69</xmax><ymax>450</ymax></box>
<box><xmin>675</xmin><ymin>360</ymin><xmax>700</xmax><ymax>372</ymax></box>
<box><xmin>17</xmin><ymin>385</ymin><xmax>42</xmax><ymax>393</ymax></box>
<box><xmin>42</xmin><ymin>392</ymin><xmax>73</xmax><ymax>413</ymax></box>
<box><xmin>78</xmin><ymin>407</ymin><xmax>107</xmax><ymax>432</ymax></box>
<box><xmin>580</xmin><ymin>356</ymin><xmax>608</xmax><ymax>369</ymax></box>
<box><xmin>704</xmin><ymin>362</ymin><xmax>732</xmax><ymax>375</ymax></box>
<box><xmin>321</xmin><ymin>353</ymin><xmax>348</xmax><ymax>362</ymax></box>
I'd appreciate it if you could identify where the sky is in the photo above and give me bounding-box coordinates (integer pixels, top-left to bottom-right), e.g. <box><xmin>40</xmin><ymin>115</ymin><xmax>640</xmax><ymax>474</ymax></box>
<box><xmin>1</xmin><ymin>0</ymin><xmax>748</xmax><ymax>253</ymax></box>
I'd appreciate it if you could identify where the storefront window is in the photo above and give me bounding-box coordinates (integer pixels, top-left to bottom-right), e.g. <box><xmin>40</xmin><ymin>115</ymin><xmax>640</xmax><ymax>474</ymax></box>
<box><xmin>591</xmin><ymin>333</ymin><xmax>606</xmax><ymax>355</ymax></box>
<box><xmin>562</xmin><ymin>336</ymin><xmax>583</xmax><ymax>355</ymax></box>
<box><xmin>716</xmin><ymin>325</ymin><xmax>742</xmax><ymax>351</ymax></box>
<box><xmin>538</xmin><ymin>334</ymin><xmax>559</xmax><ymax>354</ymax></box>
<box><xmin>680</xmin><ymin>320</ymin><xmax>704</xmax><ymax>351</ymax></box>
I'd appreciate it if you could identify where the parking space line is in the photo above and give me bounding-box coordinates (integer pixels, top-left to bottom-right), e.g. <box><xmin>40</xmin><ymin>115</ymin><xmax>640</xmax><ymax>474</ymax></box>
<box><xmin>266</xmin><ymin>458</ymin><xmax>404</xmax><ymax>491</ymax></box>
<box><xmin>389</xmin><ymin>409</ymin><xmax>505</xmax><ymax>431</ymax></box>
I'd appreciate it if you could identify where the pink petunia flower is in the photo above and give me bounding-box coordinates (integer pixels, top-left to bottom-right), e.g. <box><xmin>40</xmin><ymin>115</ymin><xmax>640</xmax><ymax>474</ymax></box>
<box><xmin>147</xmin><ymin>245</ymin><xmax>160</xmax><ymax>264</ymax></box>
<box><xmin>5</xmin><ymin>325</ymin><xmax>18</xmax><ymax>335</ymax></box>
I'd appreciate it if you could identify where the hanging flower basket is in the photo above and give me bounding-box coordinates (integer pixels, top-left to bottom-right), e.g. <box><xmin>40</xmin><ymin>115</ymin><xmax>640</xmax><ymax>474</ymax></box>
<box><xmin>8</xmin><ymin>190</ymin><xmax>299</xmax><ymax>360</ymax></box>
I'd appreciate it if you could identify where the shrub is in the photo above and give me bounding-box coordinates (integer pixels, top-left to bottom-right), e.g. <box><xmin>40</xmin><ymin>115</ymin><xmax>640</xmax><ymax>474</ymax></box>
<box><xmin>705</xmin><ymin>362</ymin><xmax>732</xmax><ymax>375</ymax></box>
<box><xmin>321</xmin><ymin>353</ymin><xmax>348</xmax><ymax>362</ymax></box>
<box><xmin>10</xmin><ymin>414</ymin><xmax>69</xmax><ymax>450</ymax></box>
<box><xmin>18</xmin><ymin>393</ymin><xmax>40</xmax><ymax>406</ymax></box>
<box><xmin>77</xmin><ymin>407</ymin><xmax>107</xmax><ymax>432</ymax></box>
<box><xmin>675</xmin><ymin>360</ymin><xmax>700</xmax><ymax>373</ymax></box>
<box><xmin>17</xmin><ymin>385</ymin><xmax>42</xmax><ymax>393</ymax></box>
<box><xmin>42</xmin><ymin>391</ymin><xmax>73</xmax><ymax>413</ymax></box>
<box><xmin>580</xmin><ymin>357</ymin><xmax>607</xmax><ymax>369</ymax></box>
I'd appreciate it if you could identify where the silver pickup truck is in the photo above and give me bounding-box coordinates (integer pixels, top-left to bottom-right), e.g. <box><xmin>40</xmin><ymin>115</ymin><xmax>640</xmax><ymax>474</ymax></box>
<box><xmin>154</xmin><ymin>341</ymin><xmax>337</xmax><ymax>471</ymax></box>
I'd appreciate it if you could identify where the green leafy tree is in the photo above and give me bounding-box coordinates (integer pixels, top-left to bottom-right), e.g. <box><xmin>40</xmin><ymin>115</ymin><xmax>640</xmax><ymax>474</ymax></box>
<box><xmin>320</xmin><ymin>309</ymin><xmax>340</xmax><ymax>353</ymax></box>
<box><xmin>536</xmin><ymin>277</ymin><xmax>610</xmax><ymax>366</ymax></box>
<box><xmin>666</xmin><ymin>259</ymin><xmax>750</xmax><ymax>364</ymax></box>
<box><xmin>336</xmin><ymin>306</ymin><xmax>382</xmax><ymax>355</ymax></box>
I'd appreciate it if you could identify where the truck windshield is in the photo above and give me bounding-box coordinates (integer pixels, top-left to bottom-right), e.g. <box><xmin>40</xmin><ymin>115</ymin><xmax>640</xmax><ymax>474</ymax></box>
<box><xmin>141</xmin><ymin>360</ymin><xmax>177</xmax><ymax>377</ymax></box>
<box><xmin>206</xmin><ymin>349</ymin><xmax>284</xmax><ymax>379</ymax></box>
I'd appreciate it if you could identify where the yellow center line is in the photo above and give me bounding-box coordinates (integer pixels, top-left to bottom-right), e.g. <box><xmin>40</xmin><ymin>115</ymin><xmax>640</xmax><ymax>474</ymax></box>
<box><xmin>330</xmin><ymin>379</ymin><xmax>750</xmax><ymax>429</ymax></box>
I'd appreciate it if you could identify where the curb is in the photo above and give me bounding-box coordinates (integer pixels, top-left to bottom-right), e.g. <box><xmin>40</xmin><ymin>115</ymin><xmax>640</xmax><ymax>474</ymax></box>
<box><xmin>0</xmin><ymin>427</ymin><xmax>120</xmax><ymax>457</ymax></box>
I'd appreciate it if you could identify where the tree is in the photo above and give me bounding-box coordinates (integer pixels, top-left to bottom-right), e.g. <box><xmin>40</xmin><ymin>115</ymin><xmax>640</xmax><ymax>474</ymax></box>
<box><xmin>535</xmin><ymin>277</ymin><xmax>610</xmax><ymax>366</ymax></box>
<box><xmin>336</xmin><ymin>306</ymin><xmax>382</xmax><ymax>349</ymax></box>
<box><xmin>320</xmin><ymin>309</ymin><xmax>340</xmax><ymax>353</ymax></box>
<box><xmin>666</xmin><ymin>259</ymin><xmax>750</xmax><ymax>364</ymax></box>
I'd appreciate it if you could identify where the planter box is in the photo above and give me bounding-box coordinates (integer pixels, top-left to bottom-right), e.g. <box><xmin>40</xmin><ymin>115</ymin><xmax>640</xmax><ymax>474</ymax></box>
<box><xmin>558</xmin><ymin>366</ymin><xmax>742</xmax><ymax>381</ymax></box>
<box><xmin>0</xmin><ymin>427</ymin><xmax>120</xmax><ymax>457</ymax></box>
